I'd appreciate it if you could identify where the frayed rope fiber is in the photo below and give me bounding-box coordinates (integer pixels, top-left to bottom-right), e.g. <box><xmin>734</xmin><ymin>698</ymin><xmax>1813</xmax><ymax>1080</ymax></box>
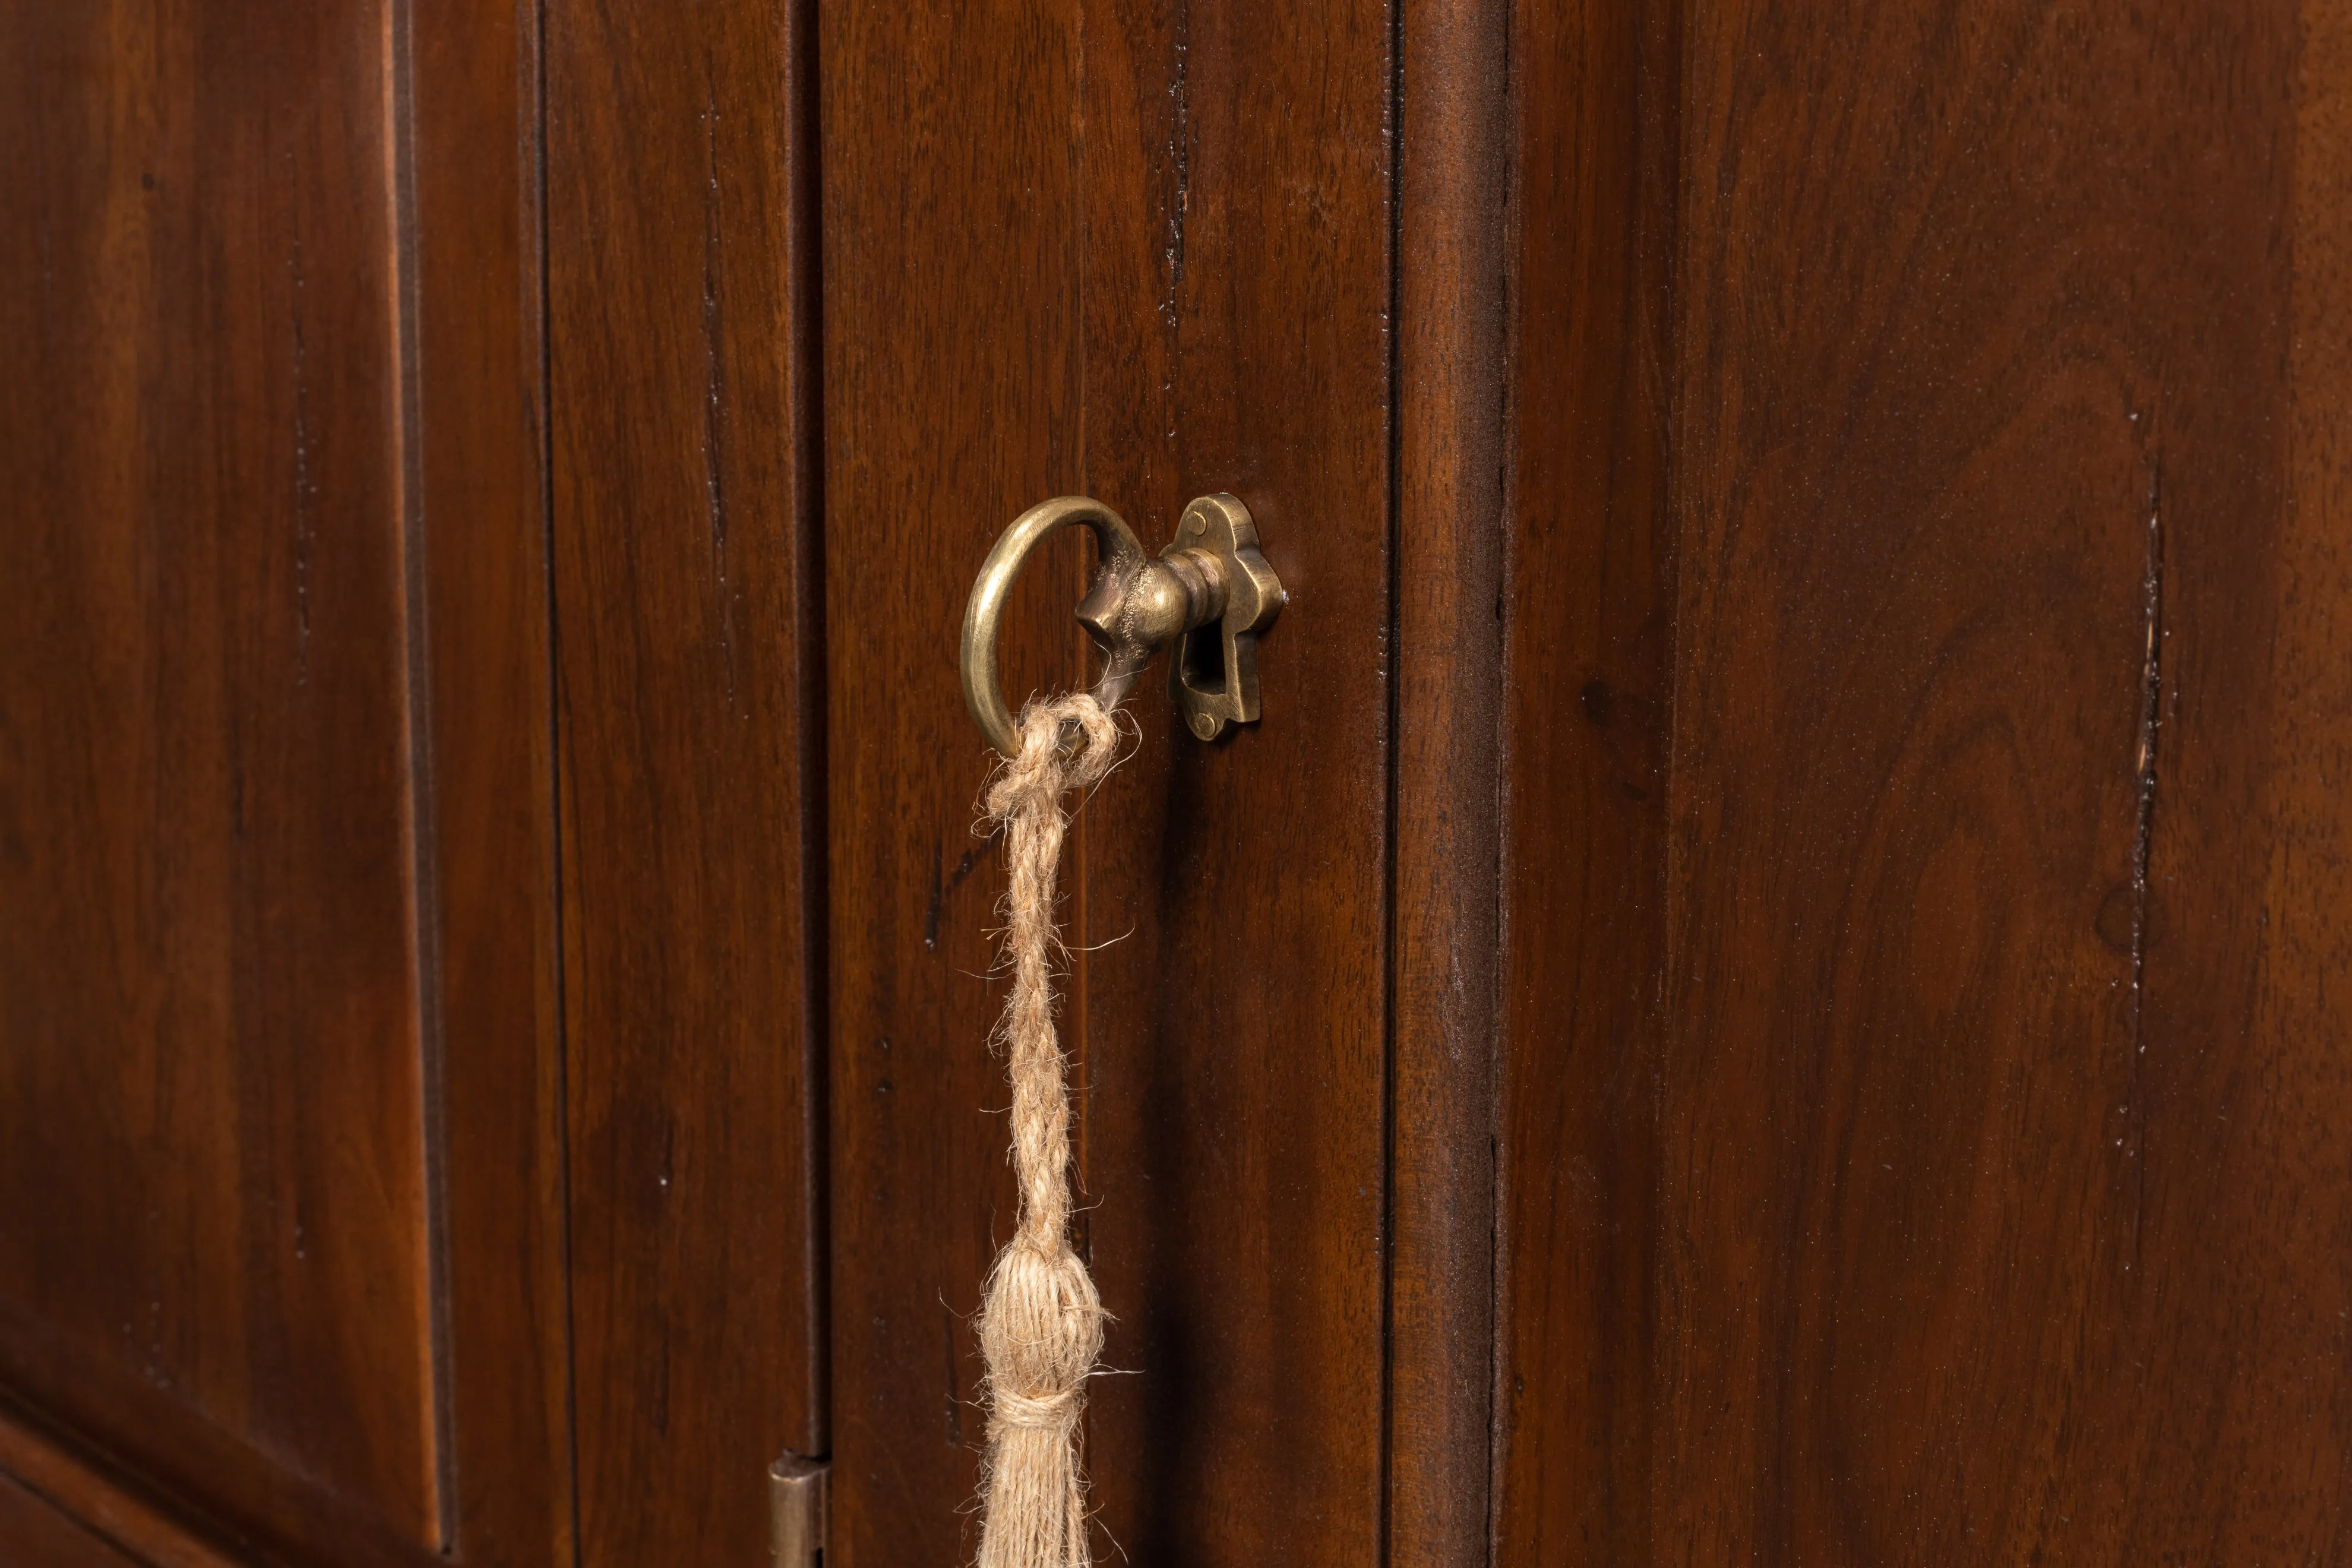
<box><xmin>975</xmin><ymin>693</ymin><xmax>1122</xmax><ymax>1568</ymax></box>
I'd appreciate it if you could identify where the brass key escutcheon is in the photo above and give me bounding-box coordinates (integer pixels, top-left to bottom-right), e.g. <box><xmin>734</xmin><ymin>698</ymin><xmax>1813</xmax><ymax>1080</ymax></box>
<box><xmin>960</xmin><ymin>492</ymin><xmax>1285</xmax><ymax>758</ymax></box>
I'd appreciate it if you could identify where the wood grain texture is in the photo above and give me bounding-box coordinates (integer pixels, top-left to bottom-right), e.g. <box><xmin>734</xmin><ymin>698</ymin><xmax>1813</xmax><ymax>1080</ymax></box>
<box><xmin>1648</xmin><ymin>0</ymin><xmax>2348</xmax><ymax>1557</ymax></box>
<box><xmin>0</xmin><ymin>1408</ymin><xmax>241</xmax><ymax>1568</ymax></box>
<box><xmin>822</xmin><ymin>0</ymin><xmax>1396</xmax><ymax>1560</ymax></box>
<box><xmin>819</xmin><ymin>3</ymin><xmax>1088</xmax><ymax>1561</ymax></box>
<box><xmin>409</xmin><ymin>0</ymin><xmax>576</xmax><ymax>1558</ymax></box>
<box><xmin>2106</xmin><ymin>0</ymin><xmax>2352</xmax><ymax>1552</ymax></box>
<box><xmin>0</xmin><ymin>1472</ymin><xmax>144</xmax><ymax>1568</ymax></box>
<box><xmin>0</xmin><ymin>0</ymin><xmax>441</xmax><ymax>1554</ymax></box>
<box><xmin>1077</xmin><ymin>0</ymin><xmax>1394</xmax><ymax>1561</ymax></box>
<box><xmin>545</xmin><ymin>0</ymin><xmax>828</xmax><ymax>1560</ymax></box>
<box><xmin>1492</xmin><ymin>0</ymin><xmax>1681</xmax><ymax>1560</ymax></box>
<box><xmin>1388</xmin><ymin>1</ymin><xmax>1506</xmax><ymax>1563</ymax></box>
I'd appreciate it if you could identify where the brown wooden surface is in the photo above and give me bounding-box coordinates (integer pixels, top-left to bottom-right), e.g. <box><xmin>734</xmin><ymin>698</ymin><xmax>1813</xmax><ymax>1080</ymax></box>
<box><xmin>12</xmin><ymin>0</ymin><xmax>2352</xmax><ymax>1562</ymax></box>
<box><xmin>0</xmin><ymin>1409</ymin><xmax>241</xmax><ymax>1568</ymax></box>
<box><xmin>1497</xmin><ymin>0</ymin><xmax>2352</xmax><ymax>1560</ymax></box>
<box><xmin>818</xmin><ymin>5</ymin><xmax>1090</xmax><ymax>1561</ymax></box>
<box><xmin>409</xmin><ymin>0</ymin><xmax>576</xmax><ymax>1558</ymax></box>
<box><xmin>0</xmin><ymin>0</ymin><xmax>441</xmax><ymax>1556</ymax></box>
<box><xmin>821</xmin><ymin>0</ymin><xmax>1396</xmax><ymax>1560</ymax></box>
<box><xmin>1658</xmin><ymin>0</ymin><xmax>2340</xmax><ymax>1556</ymax></box>
<box><xmin>1076</xmin><ymin>0</ymin><xmax>1394</xmax><ymax>1561</ymax></box>
<box><xmin>544</xmin><ymin>0</ymin><xmax>828</xmax><ymax>1562</ymax></box>
<box><xmin>1388</xmin><ymin>1</ymin><xmax>1507</xmax><ymax>1563</ymax></box>
<box><xmin>1492</xmin><ymin>0</ymin><xmax>1681</xmax><ymax>1558</ymax></box>
<box><xmin>0</xmin><ymin>1472</ymin><xmax>143</xmax><ymax>1568</ymax></box>
<box><xmin>0</xmin><ymin>1</ymin><xmax>566</xmax><ymax>1563</ymax></box>
<box><xmin>2112</xmin><ymin>0</ymin><xmax>2352</xmax><ymax>1551</ymax></box>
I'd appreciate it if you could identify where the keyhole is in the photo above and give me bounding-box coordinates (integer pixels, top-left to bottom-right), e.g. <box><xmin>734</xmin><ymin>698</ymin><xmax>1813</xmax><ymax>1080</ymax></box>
<box><xmin>1180</xmin><ymin>624</ymin><xmax>1226</xmax><ymax>695</ymax></box>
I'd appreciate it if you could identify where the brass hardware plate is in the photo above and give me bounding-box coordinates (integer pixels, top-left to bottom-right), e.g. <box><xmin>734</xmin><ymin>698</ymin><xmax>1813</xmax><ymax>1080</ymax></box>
<box><xmin>1162</xmin><ymin>493</ymin><xmax>1283</xmax><ymax>741</ymax></box>
<box><xmin>961</xmin><ymin>492</ymin><xmax>1285</xmax><ymax>756</ymax></box>
<box><xmin>769</xmin><ymin>1453</ymin><xmax>828</xmax><ymax>1566</ymax></box>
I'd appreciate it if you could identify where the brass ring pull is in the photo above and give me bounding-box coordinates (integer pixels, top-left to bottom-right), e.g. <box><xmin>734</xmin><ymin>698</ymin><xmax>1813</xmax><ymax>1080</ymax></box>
<box><xmin>960</xmin><ymin>497</ymin><xmax>1153</xmax><ymax>758</ymax></box>
<box><xmin>960</xmin><ymin>492</ymin><xmax>1286</xmax><ymax>758</ymax></box>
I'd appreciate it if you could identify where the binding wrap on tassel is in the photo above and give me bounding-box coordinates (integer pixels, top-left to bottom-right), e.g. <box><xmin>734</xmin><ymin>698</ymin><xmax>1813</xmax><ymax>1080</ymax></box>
<box><xmin>975</xmin><ymin>693</ymin><xmax>1121</xmax><ymax>1568</ymax></box>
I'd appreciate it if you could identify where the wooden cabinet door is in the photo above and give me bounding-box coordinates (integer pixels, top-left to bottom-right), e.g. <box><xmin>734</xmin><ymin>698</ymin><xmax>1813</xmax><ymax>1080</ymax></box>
<box><xmin>7</xmin><ymin>0</ymin><xmax>2352</xmax><ymax>1564</ymax></box>
<box><xmin>815</xmin><ymin>2</ymin><xmax>1424</xmax><ymax>1562</ymax></box>
<box><xmin>0</xmin><ymin>2</ymin><xmax>573</xmax><ymax>1564</ymax></box>
<box><xmin>542</xmin><ymin>0</ymin><xmax>829</xmax><ymax>1561</ymax></box>
<box><xmin>1494</xmin><ymin>0</ymin><xmax>2352</xmax><ymax>1561</ymax></box>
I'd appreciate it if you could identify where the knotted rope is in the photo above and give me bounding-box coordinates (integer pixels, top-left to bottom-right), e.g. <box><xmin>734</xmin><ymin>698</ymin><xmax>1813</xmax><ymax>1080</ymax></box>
<box><xmin>976</xmin><ymin>693</ymin><xmax>1122</xmax><ymax>1568</ymax></box>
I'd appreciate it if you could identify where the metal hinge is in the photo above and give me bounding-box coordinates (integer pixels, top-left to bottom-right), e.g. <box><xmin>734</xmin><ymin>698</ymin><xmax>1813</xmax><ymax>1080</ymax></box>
<box><xmin>769</xmin><ymin>1453</ymin><xmax>829</xmax><ymax>1567</ymax></box>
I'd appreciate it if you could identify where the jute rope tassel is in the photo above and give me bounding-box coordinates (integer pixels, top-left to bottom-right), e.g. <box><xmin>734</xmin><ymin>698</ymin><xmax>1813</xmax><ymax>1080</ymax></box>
<box><xmin>976</xmin><ymin>692</ymin><xmax>1122</xmax><ymax>1568</ymax></box>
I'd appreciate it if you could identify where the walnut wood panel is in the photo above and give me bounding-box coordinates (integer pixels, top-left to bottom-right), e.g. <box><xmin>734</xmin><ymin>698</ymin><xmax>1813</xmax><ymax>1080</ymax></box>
<box><xmin>409</xmin><ymin>0</ymin><xmax>576</xmax><ymax>1558</ymax></box>
<box><xmin>1387</xmin><ymin>2</ymin><xmax>1506</xmax><ymax>1562</ymax></box>
<box><xmin>1492</xmin><ymin>0</ymin><xmax>1681</xmax><ymax>1560</ymax></box>
<box><xmin>1643</xmin><ymin>0</ymin><xmax>2347</xmax><ymax>1558</ymax></box>
<box><xmin>545</xmin><ymin>0</ymin><xmax>827</xmax><ymax>1561</ymax></box>
<box><xmin>2106</xmin><ymin>0</ymin><xmax>2352</xmax><ymax>1553</ymax></box>
<box><xmin>0</xmin><ymin>1472</ymin><xmax>141</xmax><ymax>1568</ymax></box>
<box><xmin>0</xmin><ymin>0</ymin><xmax>440</xmax><ymax>1555</ymax></box>
<box><xmin>1076</xmin><ymin>0</ymin><xmax>1393</xmax><ymax>1560</ymax></box>
<box><xmin>818</xmin><ymin>3</ymin><xmax>1089</xmax><ymax>1561</ymax></box>
<box><xmin>823</xmin><ymin>0</ymin><xmax>1396</xmax><ymax>1560</ymax></box>
<box><xmin>0</xmin><ymin>1408</ymin><xmax>241</xmax><ymax>1568</ymax></box>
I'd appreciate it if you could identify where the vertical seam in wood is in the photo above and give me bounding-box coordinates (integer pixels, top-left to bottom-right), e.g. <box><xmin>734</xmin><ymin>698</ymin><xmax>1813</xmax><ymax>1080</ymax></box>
<box><xmin>522</xmin><ymin>0</ymin><xmax>584</xmax><ymax>1554</ymax></box>
<box><xmin>1379</xmin><ymin>3</ymin><xmax>1406</xmax><ymax>1564</ymax></box>
<box><xmin>385</xmin><ymin>0</ymin><xmax>457</xmax><ymax>1545</ymax></box>
<box><xmin>1487</xmin><ymin>7</ymin><xmax>1521</xmax><ymax>1559</ymax></box>
<box><xmin>783</xmin><ymin>0</ymin><xmax>833</xmax><ymax>1458</ymax></box>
